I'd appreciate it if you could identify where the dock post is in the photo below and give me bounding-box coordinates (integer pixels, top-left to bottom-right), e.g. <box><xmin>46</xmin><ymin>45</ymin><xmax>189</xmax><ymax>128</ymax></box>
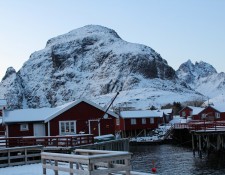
<box><xmin>217</xmin><ymin>134</ymin><xmax>221</xmax><ymax>151</ymax></box>
<box><xmin>199</xmin><ymin>135</ymin><xmax>202</xmax><ymax>159</ymax></box>
<box><xmin>54</xmin><ymin>160</ymin><xmax>58</xmax><ymax>175</ymax></box>
<box><xmin>43</xmin><ymin>159</ymin><xmax>46</xmax><ymax>175</ymax></box>
<box><xmin>192</xmin><ymin>134</ymin><xmax>195</xmax><ymax>157</ymax></box>
<box><xmin>222</xmin><ymin>135</ymin><xmax>224</xmax><ymax>149</ymax></box>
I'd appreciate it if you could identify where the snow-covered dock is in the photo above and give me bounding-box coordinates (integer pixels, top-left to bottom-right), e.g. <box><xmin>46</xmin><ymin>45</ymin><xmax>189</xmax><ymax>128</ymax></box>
<box><xmin>42</xmin><ymin>149</ymin><xmax>152</xmax><ymax>175</ymax></box>
<box><xmin>129</xmin><ymin>124</ymin><xmax>173</xmax><ymax>144</ymax></box>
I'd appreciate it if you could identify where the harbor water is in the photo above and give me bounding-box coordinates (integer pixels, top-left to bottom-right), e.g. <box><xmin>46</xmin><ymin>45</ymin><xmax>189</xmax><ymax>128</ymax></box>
<box><xmin>130</xmin><ymin>144</ymin><xmax>225</xmax><ymax>175</ymax></box>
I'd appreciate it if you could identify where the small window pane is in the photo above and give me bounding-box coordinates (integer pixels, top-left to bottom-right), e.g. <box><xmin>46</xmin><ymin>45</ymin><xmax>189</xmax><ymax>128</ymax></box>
<box><xmin>66</xmin><ymin>122</ymin><xmax>70</xmax><ymax>132</ymax></box>
<box><xmin>150</xmin><ymin>118</ymin><xmax>154</xmax><ymax>124</ymax></box>
<box><xmin>71</xmin><ymin>122</ymin><xmax>75</xmax><ymax>132</ymax></box>
<box><xmin>61</xmin><ymin>123</ymin><xmax>65</xmax><ymax>132</ymax></box>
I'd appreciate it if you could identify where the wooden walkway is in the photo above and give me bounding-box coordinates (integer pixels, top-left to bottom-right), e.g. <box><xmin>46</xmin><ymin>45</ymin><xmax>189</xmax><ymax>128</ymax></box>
<box><xmin>0</xmin><ymin>145</ymin><xmax>43</xmax><ymax>168</ymax></box>
<box><xmin>173</xmin><ymin>121</ymin><xmax>225</xmax><ymax>157</ymax></box>
<box><xmin>42</xmin><ymin>149</ymin><xmax>151</xmax><ymax>175</ymax></box>
<box><xmin>0</xmin><ymin>134</ymin><xmax>94</xmax><ymax>148</ymax></box>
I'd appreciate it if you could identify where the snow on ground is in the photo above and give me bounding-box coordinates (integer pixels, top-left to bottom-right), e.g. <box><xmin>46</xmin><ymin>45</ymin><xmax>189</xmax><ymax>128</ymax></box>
<box><xmin>0</xmin><ymin>163</ymin><xmax>55</xmax><ymax>175</ymax></box>
<box><xmin>130</xmin><ymin>115</ymin><xmax>189</xmax><ymax>142</ymax></box>
<box><xmin>169</xmin><ymin>115</ymin><xmax>188</xmax><ymax>124</ymax></box>
<box><xmin>0</xmin><ymin>163</ymin><xmax>152</xmax><ymax>175</ymax></box>
<box><xmin>130</xmin><ymin>124</ymin><xmax>172</xmax><ymax>142</ymax></box>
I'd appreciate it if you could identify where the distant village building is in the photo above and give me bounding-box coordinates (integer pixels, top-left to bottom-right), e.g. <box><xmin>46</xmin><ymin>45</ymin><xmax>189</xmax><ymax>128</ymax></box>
<box><xmin>179</xmin><ymin>106</ymin><xmax>204</xmax><ymax>120</ymax></box>
<box><xmin>117</xmin><ymin>109</ymin><xmax>173</xmax><ymax>138</ymax></box>
<box><xmin>179</xmin><ymin>104</ymin><xmax>225</xmax><ymax>122</ymax></box>
<box><xmin>198</xmin><ymin>104</ymin><xmax>225</xmax><ymax>121</ymax></box>
<box><xmin>3</xmin><ymin>99</ymin><xmax>118</xmax><ymax>137</ymax></box>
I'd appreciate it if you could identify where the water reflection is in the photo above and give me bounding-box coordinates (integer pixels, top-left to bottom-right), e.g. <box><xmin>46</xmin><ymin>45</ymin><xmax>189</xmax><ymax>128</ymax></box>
<box><xmin>130</xmin><ymin>144</ymin><xmax>225</xmax><ymax>175</ymax></box>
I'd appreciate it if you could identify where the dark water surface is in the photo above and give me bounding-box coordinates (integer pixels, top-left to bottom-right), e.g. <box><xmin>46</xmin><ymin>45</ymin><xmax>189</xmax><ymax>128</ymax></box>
<box><xmin>130</xmin><ymin>144</ymin><xmax>225</xmax><ymax>175</ymax></box>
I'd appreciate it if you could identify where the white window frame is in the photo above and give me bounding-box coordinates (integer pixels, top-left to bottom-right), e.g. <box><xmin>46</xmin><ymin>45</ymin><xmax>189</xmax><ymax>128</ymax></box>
<box><xmin>182</xmin><ymin>111</ymin><xmax>186</xmax><ymax>117</ymax></box>
<box><xmin>59</xmin><ymin>121</ymin><xmax>76</xmax><ymax>135</ymax></box>
<box><xmin>215</xmin><ymin>112</ymin><xmax>220</xmax><ymax>119</ymax></box>
<box><xmin>20</xmin><ymin>123</ymin><xmax>29</xmax><ymax>131</ymax></box>
<box><xmin>131</xmin><ymin>119</ymin><xmax>136</xmax><ymax>125</ymax></box>
<box><xmin>142</xmin><ymin>118</ymin><xmax>146</xmax><ymax>124</ymax></box>
<box><xmin>150</xmin><ymin>118</ymin><xmax>154</xmax><ymax>124</ymax></box>
<box><xmin>116</xmin><ymin>118</ymin><xmax>120</xmax><ymax>125</ymax></box>
<box><xmin>201</xmin><ymin>113</ymin><xmax>206</xmax><ymax>119</ymax></box>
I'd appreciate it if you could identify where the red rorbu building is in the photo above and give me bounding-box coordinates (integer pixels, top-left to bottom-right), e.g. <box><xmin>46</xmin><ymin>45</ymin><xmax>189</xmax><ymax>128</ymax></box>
<box><xmin>179</xmin><ymin>106</ymin><xmax>204</xmax><ymax>120</ymax></box>
<box><xmin>197</xmin><ymin>105</ymin><xmax>225</xmax><ymax>121</ymax></box>
<box><xmin>3</xmin><ymin>99</ymin><xmax>118</xmax><ymax>137</ymax></box>
<box><xmin>117</xmin><ymin>109</ymin><xmax>173</xmax><ymax>138</ymax></box>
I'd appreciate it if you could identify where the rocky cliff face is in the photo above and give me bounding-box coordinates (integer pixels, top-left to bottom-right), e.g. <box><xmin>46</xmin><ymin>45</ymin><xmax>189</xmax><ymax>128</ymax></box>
<box><xmin>0</xmin><ymin>25</ymin><xmax>203</xmax><ymax>109</ymax></box>
<box><xmin>176</xmin><ymin>60</ymin><xmax>225</xmax><ymax>98</ymax></box>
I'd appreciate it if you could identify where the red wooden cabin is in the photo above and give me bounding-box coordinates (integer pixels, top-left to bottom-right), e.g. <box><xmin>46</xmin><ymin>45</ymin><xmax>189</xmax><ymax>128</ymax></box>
<box><xmin>117</xmin><ymin>109</ymin><xmax>172</xmax><ymax>138</ymax></box>
<box><xmin>179</xmin><ymin>106</ymin><xmax>204</xmax><ymax>120</ymax></box>
<box><xmin>3</xmin><ymin>99</ymin><xmax>118</xmax><ymax>137</ymax></box>
<box><xmin>197</xmin><ymin>105</ymin><xmax>225</xmax><ymax>121</ymax></box>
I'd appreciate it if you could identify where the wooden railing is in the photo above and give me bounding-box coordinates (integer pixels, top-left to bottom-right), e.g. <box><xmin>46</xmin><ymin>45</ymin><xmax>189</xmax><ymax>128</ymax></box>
<box><xmin>173</xmin><ymin>121</ymin><xmax>225</xmax><ymax>131</ymax></box>
<box><xmin>0</xmin><ymin>134</ymin><xmax>94</xmax><ymax>148</ymax></box>
<box><xmin>42</xmin><ymin>149</ymin><xmax>132</xmax><ymax>175</ymax></box>
<box><xmin>0</xmin><ymin>145</ymin><xmax>43</xmax><ymax>168</ymax></box>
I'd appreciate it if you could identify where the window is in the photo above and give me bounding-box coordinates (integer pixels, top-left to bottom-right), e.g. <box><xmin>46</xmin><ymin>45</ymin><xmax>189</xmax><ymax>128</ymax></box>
<box><xmin>142</xmin><ymin>118</ymin><xmax>146</xmax><ymax>124</ymax></box>
<box><xmin>201</xmin><ymin>113</ymin><xmax>206</xmax><ymax>119</ymax></box>
<box><xmin>131</xmin><ymin>119</ymin><xmax>136</xmax><ymax>125</ymax></box>
<box><xmin>150</xmin><ymin>118</ymin><xmax>154</xmax><ymax>124</ymax></box>
<box><xmin>190</xmin><ymin>111</ymin><xmax>193</xmax><ymax>116</ymax></box>
<box><xmin>20</xmin><ymin>124</ymin><xmax>29</xmax><ymax>131</ymax></box>
<box><xmin>182</xmin><ymin>111</ymin><xmax>186</xmax><ymax>117</ymax></box>
<box><xmin>215</xmin><ymin>112</ymin><xmax>220</xmax><ymax>119</ymax></box>
<box><xmin>59</xmin><ymin>121</ymin><xmax>76</xmax><ymax>135</ymax></box>
<box><xmin>116</xmin><ymin>118</ymin><xmax>120</xmax><ymax>125</ymax></box>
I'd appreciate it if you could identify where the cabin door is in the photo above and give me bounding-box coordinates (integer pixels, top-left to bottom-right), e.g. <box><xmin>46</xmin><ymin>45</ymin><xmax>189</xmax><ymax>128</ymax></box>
<box><xmin>34</xmin><ymin>124</ymin><xmax>46</xmax><ymax>136</ymax></box>
<box><xmin>88</xmin><ymin>120</ymin><xmax>100</xmax><ymax>136</ymax></box>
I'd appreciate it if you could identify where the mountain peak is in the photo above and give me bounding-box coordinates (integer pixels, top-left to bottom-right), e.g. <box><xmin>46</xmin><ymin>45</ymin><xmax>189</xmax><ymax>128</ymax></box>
<box><xmin>46</xmin><ymin>25</ymin><xmax>121</xmax><ymax>48</ymax></box>
<box><xmin>177</xmin><ymin>60</ymin><xmax>217</xmax><ymax>83</ymax></box>
<box><xmin>0</xmin><ymin>25</ymin><xmax>202</xmax><ymax>109</ymax></box>
<box><xmin>2</xmin><ymin>67</ymin><xmax>16</xmax><ymax>81</ymax></box>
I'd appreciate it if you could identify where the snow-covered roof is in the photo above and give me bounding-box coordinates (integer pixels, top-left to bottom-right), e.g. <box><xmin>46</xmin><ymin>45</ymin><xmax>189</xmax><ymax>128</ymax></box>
<box><xmin>188</xmin><ymin>106</ymin><xmax>204</xmax><ymax>115</ymax></box>
<box><xmin>4</xmin><ymin>102</ymin><xmax>72</xmax><ymax>123</ymax></box>
<box><xmin>120</xmin><ymin>110</ymin><xmax>162</xmax><ymax>119</ymax></box>
<box><xmin>4</xmin><ymin>98</ymin><xmax>118</xmax><ymax>123</ymax></box>
<box><xmin>159</xmin><ymin>109</ymin><xmax>172</xmax><ymax>115</ymax></box>
<box><xmin>179</xmin><ymin>106</ymin><xmax>204</xmax><ymax>115</ymax></box>
<box><xmin>0</xmin><ymin>99</ymin><xmax>7</xmax><ymax>106</ymax></box>
<box><xmin>209</xmin><ymin>104</ymin><xmax>225</xmax><ymax>112</ymax></box>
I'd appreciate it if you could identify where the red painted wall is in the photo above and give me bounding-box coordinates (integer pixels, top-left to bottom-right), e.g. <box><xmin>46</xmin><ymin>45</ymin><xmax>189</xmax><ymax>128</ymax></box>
<box><xmin>8</xmin><ymin>123</ymin><xmax>34</xmax><ymax>137</ymax></box>
<box><xmin>49</xmin><ymin>101</ymin><xmax>116</xmax><ymax>136</ymax></box>
<box><xmin>179</xmin><ymin>107</ymin><xmax>192</xmax><ymax>119</ymax></box>
<box><xmin>121</xmin><ymin>118</ymin><xmax>159</xmax><ymax>131</ymax></box>
<box><xmin>115</xmin><ymin>117</ymin><xmax>125</xmax><ymax>131</ymax></box>
<box><xmin>0</xmin><ymin>124</ymin><xmax>5</xmax><ymax>135</ymax></box>
<box><xmin>197</xmin><ymin>106</ymin><xmax>225</xmax><ymax>121</ymax></box>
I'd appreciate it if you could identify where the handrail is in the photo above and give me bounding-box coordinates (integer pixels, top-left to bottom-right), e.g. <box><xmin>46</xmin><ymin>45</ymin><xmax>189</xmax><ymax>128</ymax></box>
<box><xmin>41</xmin><ymin>149</ymin><xmax>132</xmax><ymax>175</ymax></box>
<box><xmin>173</xmin><ymin>120</ymin><xmax>225</xmax><ymax>131</ymax></box>
<box><xmin>0</xmin><ymin>134</ymin><xmax>94</xmax><ymax>148</ymax></box>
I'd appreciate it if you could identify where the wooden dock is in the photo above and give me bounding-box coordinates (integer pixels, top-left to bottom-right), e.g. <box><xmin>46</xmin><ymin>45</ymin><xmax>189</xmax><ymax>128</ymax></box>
<box><xmin>0</xmin><ymin>145</ymin><xmax>43</xmax><ymax>168</ymax></box>
<box><xmin>0</xmin><ymin>134</ymin><xmax>94</xmax><ymax>148</ymax></box>
<box><xmin>72</xmin><ymin>138</ymin><xmax>129</xmax><ymax>152</ymax></box>
<box><xmin>42</xmin><ymin>149</ymin><xmax>151</xmax><ymax>175</ymax></box>
<box><xmin>190</xmin><ymin>122</ymin><xmax>225</xmax><ymax>158</ymax></box>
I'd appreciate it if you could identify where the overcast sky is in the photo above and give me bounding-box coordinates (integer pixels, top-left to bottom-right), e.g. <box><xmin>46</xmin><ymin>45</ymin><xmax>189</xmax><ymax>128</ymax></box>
<box><xmin>0</xmin><ymin>0</ymin><xmax>225</xmax><ymax>80</ymax></box>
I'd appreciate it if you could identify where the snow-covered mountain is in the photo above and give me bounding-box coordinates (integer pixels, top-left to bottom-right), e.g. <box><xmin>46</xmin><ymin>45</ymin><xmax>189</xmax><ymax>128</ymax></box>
<box><xmin>0</xmin><ymin>25</ymin><xmax>204</xmax><ymax>110</ymax></box>
<box><xmin>177</xmin><ymin>60</ymin><xmax>225</xmax><ymax>98</ymax></box>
